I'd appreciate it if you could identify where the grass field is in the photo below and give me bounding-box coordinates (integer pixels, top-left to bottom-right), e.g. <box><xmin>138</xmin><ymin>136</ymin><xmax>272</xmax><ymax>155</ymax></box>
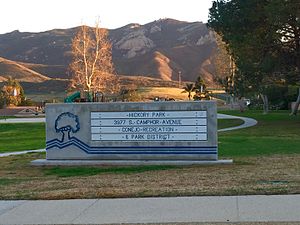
<box><xmin>0</xmin><ymin>119</ymin><xmax>243</xmax><ymax>153</ymax></box>
<box><xmin>0</xmin><ymin>110</ymin><xmax>299</xmax><ymax>199</ymax></box>
<box><xmin>0</xmin><ymin>123</ymin><xmax>45</xmax><ymax>153</ymax></box>
<box><xmin>0</xmin><ymin>116</ymin><xmax>16</xmax><ymax>119</ymax></box>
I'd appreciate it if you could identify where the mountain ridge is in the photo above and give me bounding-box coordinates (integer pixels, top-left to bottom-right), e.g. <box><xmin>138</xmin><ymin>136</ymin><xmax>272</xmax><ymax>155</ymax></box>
<box><xmin>0</xmin><ymin>18</ymin><xmax>219</xmax><ymax>87</ymax></box>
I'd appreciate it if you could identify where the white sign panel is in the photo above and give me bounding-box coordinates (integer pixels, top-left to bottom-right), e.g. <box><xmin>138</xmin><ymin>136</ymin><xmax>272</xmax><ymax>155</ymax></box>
<box><xmin>91</xmin><ymin>110</ymin><xmax>207</xmax><ymax>141</ymax></box>
<box><xmin>91</xmin><ymin>125</ymin><xmax>207</xmax><ymax>134</ymax></box>
<box><xmin>91</xmin><ymin>118</ymin><xmax>207</xmax><ymax>126</ymax></box>
<box><xmin>92</xmin><ymin>133</ymin><xmax>207</xmax><ymax>141</ymax></box>
<box><xmin>91</xmin><ymin>111</ymin><xmax>207</xmax><ymax>119</ymax></box>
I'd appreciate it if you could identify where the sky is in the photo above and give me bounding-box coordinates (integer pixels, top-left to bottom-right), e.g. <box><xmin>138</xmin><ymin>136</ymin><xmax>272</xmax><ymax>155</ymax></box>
<box><xmin>0</xmin><ymin>0</ymin><xmax>213</xmax><ymax>34</ymax></box>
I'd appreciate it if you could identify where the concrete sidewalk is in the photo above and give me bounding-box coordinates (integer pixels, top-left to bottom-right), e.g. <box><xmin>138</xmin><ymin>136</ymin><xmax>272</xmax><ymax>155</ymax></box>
<box><xmin>0</xmin><ymin>195</ymin><xmax>299</xmax><ymax>224</ymax></box>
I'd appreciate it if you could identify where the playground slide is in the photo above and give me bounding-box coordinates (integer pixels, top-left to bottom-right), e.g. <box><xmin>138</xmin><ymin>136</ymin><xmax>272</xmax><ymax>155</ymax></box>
<box><xmin>64</xmin><ymin>91</ymin><xmax>80</xmax><ymax>103</ymax></box>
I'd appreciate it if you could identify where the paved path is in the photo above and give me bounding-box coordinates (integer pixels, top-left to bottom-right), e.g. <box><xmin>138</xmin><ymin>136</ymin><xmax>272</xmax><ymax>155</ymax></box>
<box><xmin>0</xmin><ymin>117</ymin><xmax>45</xmax><ymax>123</ymax></box>
<box><xmin>218</xmin><ymin>113</ymin><xmax>258</xmax><ymax>132</ymax></box>
<box><xmin>0</xmin><ymin>195</ymin><xmax>299</xmax><ymax>224</ymax></box>
<box><xmin>0</xmin><ymin>149</ymin><xmax>45</xmax><ymax>157</ymax></box>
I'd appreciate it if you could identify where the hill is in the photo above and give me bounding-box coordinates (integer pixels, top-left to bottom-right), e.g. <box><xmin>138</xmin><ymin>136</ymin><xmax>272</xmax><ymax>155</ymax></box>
<box><xmin>0</xmin><ymin>19</ymin><xmax>219</xmax><ymax>85</ymax></box>
<box><xmin>18</xmin><ymin>62</ymin><xmax>67</xmax><ymax>79</ymax></box>
<box><xmin>0</xmin><ymin>57</ymin><xmax>50</xmax><ymax>82</ymax></box>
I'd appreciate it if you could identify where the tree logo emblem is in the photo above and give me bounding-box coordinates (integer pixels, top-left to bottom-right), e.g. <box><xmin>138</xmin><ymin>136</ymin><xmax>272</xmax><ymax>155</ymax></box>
<box><xmin>55</xmin><ymin>112</ymin><xmax>80</xmax><ymax>142</ymax></box>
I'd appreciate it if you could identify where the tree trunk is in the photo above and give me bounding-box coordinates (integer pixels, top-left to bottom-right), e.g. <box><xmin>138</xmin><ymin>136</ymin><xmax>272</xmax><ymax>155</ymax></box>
<box><xmin>60</xmin><ymin>130</ymin><xmax>71</xmax><ymax>142</ymax></box>
<box><xmin>60</xmin><ymin>131</ymin><xmax>65</xmax><ymax>142</ymax></box>
<box><xmin>290</xmin><ymin>87</ymin><xmax>300</xmax><ymax>116</ymax></box>
<box><xmin>238</xmin><ymin>98</ymin><xmax>245</xmax><ymax>112</ymax></box>
<box><xmin>260</xmin><ymin>94</ymin><xmax>269</xmax><ymax>114</ymax></box>
<box><xmin>230</xmin><ymin>95</ymin><xmax>234</xmax><ymax>109</ymax></box>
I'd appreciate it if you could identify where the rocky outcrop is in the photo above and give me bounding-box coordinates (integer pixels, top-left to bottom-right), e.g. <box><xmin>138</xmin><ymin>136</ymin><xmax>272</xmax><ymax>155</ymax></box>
<box><xmin>196</xmin><ymin>31</ymin><xmax>215</xmax><ymax>46</ymax></box>
<box><xmin>115</xmin><ymin>28</ymin><xmax>155</xmax><ymax>58</ymax></box>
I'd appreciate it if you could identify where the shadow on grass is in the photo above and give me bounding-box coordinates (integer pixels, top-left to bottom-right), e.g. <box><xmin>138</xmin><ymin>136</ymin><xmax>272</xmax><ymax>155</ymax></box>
<box><xmin>0</xmin><ymin>178</ymin><xmax>23</xmax><ymax>186</ymax></box>
<box><xmin>44</xmin><ymin>165</ymin><xmax>179</xmax><ymax>177</ymax></box>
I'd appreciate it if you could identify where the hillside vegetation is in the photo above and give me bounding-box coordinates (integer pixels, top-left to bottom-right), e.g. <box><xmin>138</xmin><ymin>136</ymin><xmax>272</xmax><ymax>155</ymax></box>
<box><xmin>0</xmin><ymin>57</ymin><xmax>50</xmax><ymax>82</ymax></box>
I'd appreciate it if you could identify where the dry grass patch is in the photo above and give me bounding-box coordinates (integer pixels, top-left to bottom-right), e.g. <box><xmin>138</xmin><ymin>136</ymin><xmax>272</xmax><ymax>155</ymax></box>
<box><xmin>0</xmin><ymin>153</ymin><xmax>299</xmax><ymax>200</ymax></box>
<box><xmin>139</xmin><ymin>87</ymin><xmax>190</xmax><ymax>100</ymax></box>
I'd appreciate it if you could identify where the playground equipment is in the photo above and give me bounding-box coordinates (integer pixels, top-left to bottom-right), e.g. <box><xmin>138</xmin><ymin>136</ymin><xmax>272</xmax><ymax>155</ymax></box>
<box><xmin>64</xmin><ymin>91</ymin><xmax>80</xmax><ymax>103</ymax></box>
<box><xmin>64</xmin><ymin>91</ymin><xmax>104</xmax><ymax>103</ymax></box>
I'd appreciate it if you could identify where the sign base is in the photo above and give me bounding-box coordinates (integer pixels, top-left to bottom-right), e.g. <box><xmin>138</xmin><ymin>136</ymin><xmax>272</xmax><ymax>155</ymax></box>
<box><xmin>31</xmin><ymin>159</ymin><xmax>233</xmax><ymax>166</ymax></box>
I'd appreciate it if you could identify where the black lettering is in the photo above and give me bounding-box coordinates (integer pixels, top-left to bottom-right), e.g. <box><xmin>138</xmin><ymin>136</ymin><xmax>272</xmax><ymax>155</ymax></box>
<box><xmin>128</xmin><ymin>112</ymin><xmax>150</xmax><ymax>118</ymax></box>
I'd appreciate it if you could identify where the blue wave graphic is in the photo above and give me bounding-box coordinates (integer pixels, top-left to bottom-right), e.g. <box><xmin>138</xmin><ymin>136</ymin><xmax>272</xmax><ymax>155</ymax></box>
<box><xmin>46</xmin><ymin>137</ymin><xmax>217</xmax><ymax>155</ymax></box>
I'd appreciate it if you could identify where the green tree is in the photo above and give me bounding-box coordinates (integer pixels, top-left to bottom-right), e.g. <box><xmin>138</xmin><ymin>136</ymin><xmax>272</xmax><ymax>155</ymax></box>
<box><xmin>193</xmin><ymin>76</ymin><xmax>210</xmax><ymax>100</ymax></box>
<box><xmin>181</xmin><ymin>83</ymin><xmax>194</xmax><ymax>100</ymax></box>
<box><xmin>212</xmin><ymin>32</ymin><xmax>235</xmax><ymax>92</ymax></box>
<box><xmin>264</xmin><ymin>0</ymin><xmax>300</xmax><ymax>114</ymax></box>
<box><xmin>0</xmin><ymin>77</ymin><xmax>25</xmax><ymax>107</ymax></box>
<box><xmin>208</xmin><ymin>0</ymin><xmax>300</xmax><ymax>114</ymax></box>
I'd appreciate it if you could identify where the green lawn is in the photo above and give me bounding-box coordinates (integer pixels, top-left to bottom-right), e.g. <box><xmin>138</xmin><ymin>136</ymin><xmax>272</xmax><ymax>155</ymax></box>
<box><xmin>0</xmin><ymin>123</ymin><xmax>45</xmax><ymax>153</ymax></box>
<box><xmin>0</xmin><ymin>116</ymin><xmax>16</xmax><ymax>119</ymax></box>
<box><xmin>218</xmin><ymin>118</ymin><xmax>244</xmax><ymax>129</ymax></box>
<box><xmin>218</xmin><ymin>110</ymin><xmax>300</xmax><ymax>157</ymax></box>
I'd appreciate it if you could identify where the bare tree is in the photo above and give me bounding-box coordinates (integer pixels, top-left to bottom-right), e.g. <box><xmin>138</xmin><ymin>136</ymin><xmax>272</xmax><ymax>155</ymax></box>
<box><xmin>69</xmin><ymin>21</ymin><xmax>118</xmax><ymax>97</ymax></box>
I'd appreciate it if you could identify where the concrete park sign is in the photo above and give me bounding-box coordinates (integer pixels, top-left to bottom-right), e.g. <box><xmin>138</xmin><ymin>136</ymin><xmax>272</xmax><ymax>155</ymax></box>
<box><xmin>32</xmin><ymin>101</ymin><xmax>231</xmax><ymax>165</ymax></box>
